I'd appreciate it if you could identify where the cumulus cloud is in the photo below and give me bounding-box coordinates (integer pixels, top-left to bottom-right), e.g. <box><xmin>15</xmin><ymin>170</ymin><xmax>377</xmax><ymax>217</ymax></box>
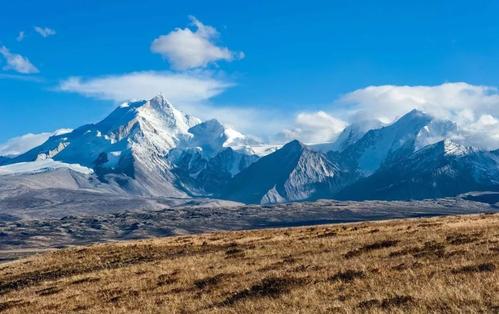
<box><xmin>151</xmin><ymin>16</ymin><xmax>243</xmax><ymax>70</ymax></box>
<box><xmin>57</xmin><ymin>71</ymin><xmax>232</xmax><ymax>105</ymax></box>
<box><xmin>276</xmin><ymin>111</ymin><xmax>347</xmax><ymax>144</ymax></box>
<box><xmin>337</xmin><ymin>82</ymin><xmax>499</xmax><ymax>149</ymax></box>
<box><xmin>0</xmin><ymin>129</ymin><xmax>71</xmax><ymax>157</ymax></box>
<box><xmin>34</xmin><ymin>26</ymin><xmax>56</xmax><ymax>38</ymax></box>
<box><xmin>0</xmin><ymin>46</ymin><xmax>39</xmax><ymax>74</ymax></box>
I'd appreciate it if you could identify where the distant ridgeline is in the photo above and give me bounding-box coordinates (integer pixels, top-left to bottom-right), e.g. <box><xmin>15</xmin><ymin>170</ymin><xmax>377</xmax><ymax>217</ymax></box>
<box><xmin>2</xmin><ymin>96</ymin><xmax>499</xmax><ymax>204</ymax></box>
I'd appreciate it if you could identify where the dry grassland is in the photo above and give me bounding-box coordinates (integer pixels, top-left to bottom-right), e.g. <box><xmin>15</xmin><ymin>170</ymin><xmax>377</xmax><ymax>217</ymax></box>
<box><xmin>0</xmin><ymin>213</ymin><xmax>498</xmax><ymax>313</ymax></box>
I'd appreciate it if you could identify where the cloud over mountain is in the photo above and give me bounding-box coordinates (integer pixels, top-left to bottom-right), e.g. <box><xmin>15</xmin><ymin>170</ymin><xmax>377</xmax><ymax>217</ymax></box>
<box><xmin>336</xmin><ymin>82</ymin><xmax>499</xmax><ymax>150</ymax></box>
<box><xmin>58</xmin><ymin>71</ymin><xmax>232</xmax><ymax>105</ymax></box>
<box><xmin>0</xmin><ymin>129</ymin><xmax>71</xmax><ymax>157</ymax></box>
<box><xmin>277</xmin><ymin>111</ymin><xmax>347</xmax><ymax>144</ymax></box>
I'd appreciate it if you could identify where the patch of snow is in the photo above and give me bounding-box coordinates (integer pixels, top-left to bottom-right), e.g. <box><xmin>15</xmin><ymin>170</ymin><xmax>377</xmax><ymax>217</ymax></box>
<box><xmin>240</xmin><ymin>144</ymin><xmax>281</xmax><ymax>157</ymax></box>
<box><xmin>53</xmin><ymin>128</ymin><xmax>73</xmax><ymax>136</ymax></box>
<box><xmin>223</xmin><ymin>128</ymin><xmax>247</xmax><ymax>147</ymax></box>
<box><xmin>261</xmin><ymin>185</ymin><xmax>286</xmax><ymax>204</ymax></box>
<box><xmin>443</xmin><ymin>139</ymin><xmax>474</xmax><ymax>156</ymax></box>
<box><xmin>0</xmin><ymin>159</ymin><xmax>94</xmax><ymax>176</ymax></box>
<box><xmin>415</xmin><ymin>119</ymin><xmax>457</xmax><ymax>151</ymax></box>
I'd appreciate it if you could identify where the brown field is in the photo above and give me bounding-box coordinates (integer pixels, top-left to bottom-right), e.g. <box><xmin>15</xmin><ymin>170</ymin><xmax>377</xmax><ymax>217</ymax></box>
<box><xmin>0</xmin><ymin>213</ymin><xmax>498</xmax><ymax>313</ymax></box>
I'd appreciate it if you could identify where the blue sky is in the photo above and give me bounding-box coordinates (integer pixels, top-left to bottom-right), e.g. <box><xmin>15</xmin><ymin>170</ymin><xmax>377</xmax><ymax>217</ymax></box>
<box><xmin>2</xmin><ymin>0</ymin><xmax>499</xmax><ymax>147</ymax></box>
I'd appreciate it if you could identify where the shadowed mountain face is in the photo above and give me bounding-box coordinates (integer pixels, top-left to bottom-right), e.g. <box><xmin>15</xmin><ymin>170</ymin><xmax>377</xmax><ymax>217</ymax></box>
<box><xmin>336</xmin><ymin>140</ymin><xmax>499</xmax><ymax>200</ymax></box>
<box><xmin>222</xmin><ymin>140</ymin><xmax>349</xmax><ymax>204</ymax></box>
<box><xmin>2</xmin><ymin>98</ymin><xmax>499</xmax><ymax>205</ymax></box>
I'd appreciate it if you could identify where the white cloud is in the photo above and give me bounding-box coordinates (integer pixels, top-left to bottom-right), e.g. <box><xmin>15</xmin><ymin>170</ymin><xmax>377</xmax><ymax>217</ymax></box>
<box><xmin>276</xmin><ymin>111</ymin><xmax>347</xmax><ymax>144</ymax></box>
<box><xmin>16</xmin><ymin>31</ymin><xmax>25</xmax><ymax>42</ymax></box>
<box><xmin>338</xmin><ymin>82</ymin><xmax>499</xmax><ymax>149</ymax></box>
<box><xmin>0</xmin><ymin>129</ymin><xmax>71</xmax><ymax>157</ymax></box>
<box><xmin>151</xmin><ymin>16</ymin><xmax>243</xmax><ymax>70</ymax></box>
<box><xmin>57</xmin><ymin>71</ymin><xmax>232</xmax><ymax>105</ymax></box>
<box><xmin>0</xmin><ymin>46</ymin><xmax>39</xmax><ymax>74</ymax></box>
<box><xmin>56</xmin><ymin>71</ymin><xmax>286</xmax><ymax>142</ymax></box>
<box><xmin>34</xmin><ymin>26</ymin><xmax>56</xmax><ymax>38</ymax></box>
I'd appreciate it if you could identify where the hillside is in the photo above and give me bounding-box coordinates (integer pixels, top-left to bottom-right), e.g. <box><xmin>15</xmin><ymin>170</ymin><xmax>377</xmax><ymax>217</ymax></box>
<box><xmin>0</xmin><ymin>214</ymin><xmax>497</xmax><ymax>313</ymax></box>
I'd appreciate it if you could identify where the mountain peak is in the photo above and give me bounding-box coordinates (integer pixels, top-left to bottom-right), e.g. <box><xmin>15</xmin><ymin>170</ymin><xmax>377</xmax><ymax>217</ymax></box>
<box><xmin>118</xmin><ymin>95</ymin><xmax>179</xmax><ymax>114</ymax></box>
<box><xmin>95</xmin><ymin>95</ymin><xmax>201</xmax><ymax>142</ymax></box>
<box><xmin>147</xmin><ymin>94</ymin><xmax>176</xmax><ymax>111</ymax></box>
<box><xmin>193</xmin><ymin>119</ymin><xmax>224</xmax><ymax>131</ymax></box>
<box><xmin>283</xmin><ymin>139</ymin><xmax>306</xmax><ymax>151</ymax></box>
<box><xmin>442</xmin><ymin>139</ymin><xmax>474</xmax><ymax>156</ymax></box>
<box><xmin>150</xmin><ymin>94</ymin><xmax>168</xmax><ymax>103</ymax></box>
<box><xmin>396</xmin><ymin>108</ymin><xmax>432</xmax><ymax>124</ymax></box>
<box><xmin>414</xmin><ymin>139</ymin><xmax>475</xmax><ymax>158</ymax></box>
<box><xmin>408</xmin><ymin>108</ymin><xmax>425</xmax><ymax>115</ymax></box>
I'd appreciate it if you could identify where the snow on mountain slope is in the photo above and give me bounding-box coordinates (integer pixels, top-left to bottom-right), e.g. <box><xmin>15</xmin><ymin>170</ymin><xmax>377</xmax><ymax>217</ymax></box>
<box><xmin>414</xmin><ymin>119</ymin><xmax>457</xmax><ymax>150</ymax></box>
<box><xmin>10</xmin><ymin>95</ymin><xmax>200</xmax><ymax>167</ymax></box>
<box><xmin>192</xmin><ymin>147</ymin><xmax>259</xmax><ymax>194</ymax></box>
<box><xmin>243</xmin><ymin>144</ymin><xmax>281</xmax><ymax>157</ymax></box>
<box><xmin>0</xmin><ymin>159</ymin><xmax>93</xmax><ymax>176</ymax></box>
<box><xmin>325</xmin><ymin>119</ymin><xmax>384</xmax><ymax>153</ymax></box>
<box><xmin>6</xmin><ymin>95</ymin><xmax>262</xmax><ymax>197</ymax></box>
<box><xmin>4</xmin><ymin>99</ymin><xmax>498</xmax><ymax>204</ymax></box>
<box><xmin>334</xmin><ymin>109</ymin><xmax>434</xmax><ymax>176</ymax></box>
<box><xmin>7</xmin><ymin>96</ymin><xmax>201</xmax><ymax>197</ymax></box>
<box><xmin>171</xmin><ymin>119</ymin><xmax>259</xmax><ymax>159</ymax></box>
<box><xmin>336</xmin><ymin>139</ymin><xmax>499</xmax><ymax>200</ymax></box>
<box><xmin>223</xmin><ymin>140</ymin><xmax>347</xmax><ymax>204</ymax></box>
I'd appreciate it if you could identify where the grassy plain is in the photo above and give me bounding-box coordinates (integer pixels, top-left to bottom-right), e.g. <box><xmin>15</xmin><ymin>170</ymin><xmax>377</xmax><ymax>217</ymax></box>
<box><xmin>0</xmin><ymin>213</ymin><xmax>498</xmax><ymax>313</ymax></box>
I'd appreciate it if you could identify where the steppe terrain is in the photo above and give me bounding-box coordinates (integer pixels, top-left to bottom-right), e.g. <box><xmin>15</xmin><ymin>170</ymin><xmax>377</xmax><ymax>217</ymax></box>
<box><xmin>0</xmin><ymin>213</ymin><xmax>497</xmax><ymax>313</ymax></box>
<box><xmin>0</xmin><ymin>197</ymin><xmax>494</xmax><ymax>261</ymax></box>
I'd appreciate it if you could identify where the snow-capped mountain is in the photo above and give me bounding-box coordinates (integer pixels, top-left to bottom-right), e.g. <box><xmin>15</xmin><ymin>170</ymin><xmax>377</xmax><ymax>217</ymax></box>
<box><xmin>4</xmin><ymin>95</ymin><xmax>259</xmax><ymax>197</ymax></box>
<box><xmin>312</xmin><ymin>119</ymin><xmax>384</xmax><ymax>153</ymax></box>
<box><xmin>222</xmin><ymin>140</ymin><xmax>348</xmax><ymax>204</ymax></box>
<box><xmin>166</xmin><ymin>119</ymin><xmax>262</xmax><ymax>195</ymax></box>
<box><xmin>332</xmin><ymin>109</ymin><xmax>451</xmax><ymax>177</ymax></box>
<box><xmin>170</xmin><ymin>119</ymin><xmax>260</xmax><ymax>159</ymax></box>
<box><xmin>219</xmin><ymin>107</ymin><xmax>472</xmax><ymax>204</ymax></box>
<box><xmin>3</xmin><ymin>97</ymin><xmax>499</xmax><ymax>204</ymax></box>
<box><xmin>335</xmin><ymin>139</ymin><xmax>499</xmax><ymax>200</ymax></box>
<box><xmin>414</xmin><ymin>119</ymin><xmax>457</xmax><ymax>150</ymax></box>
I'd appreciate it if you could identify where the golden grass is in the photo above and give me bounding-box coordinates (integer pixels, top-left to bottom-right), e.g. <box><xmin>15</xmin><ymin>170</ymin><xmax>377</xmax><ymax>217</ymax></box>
<box><xmin>0</xmin><ymin>213</ymin><xmax>498</xmax><ymax>313</ymax></box>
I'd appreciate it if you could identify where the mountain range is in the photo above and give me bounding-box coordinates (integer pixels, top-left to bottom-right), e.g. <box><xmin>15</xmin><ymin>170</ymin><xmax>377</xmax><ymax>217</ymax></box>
<box><xmin>2</xmin><ymin>95</ymin><xmax>499</xmax><ymax>204</ymax></box>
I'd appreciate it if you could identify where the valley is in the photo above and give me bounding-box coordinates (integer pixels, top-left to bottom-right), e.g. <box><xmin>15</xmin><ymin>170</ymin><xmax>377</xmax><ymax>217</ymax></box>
<box><xmin>0</xmin><ymin>196</ymin><xmax>496</xmax><ymax>262</ymax></box>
